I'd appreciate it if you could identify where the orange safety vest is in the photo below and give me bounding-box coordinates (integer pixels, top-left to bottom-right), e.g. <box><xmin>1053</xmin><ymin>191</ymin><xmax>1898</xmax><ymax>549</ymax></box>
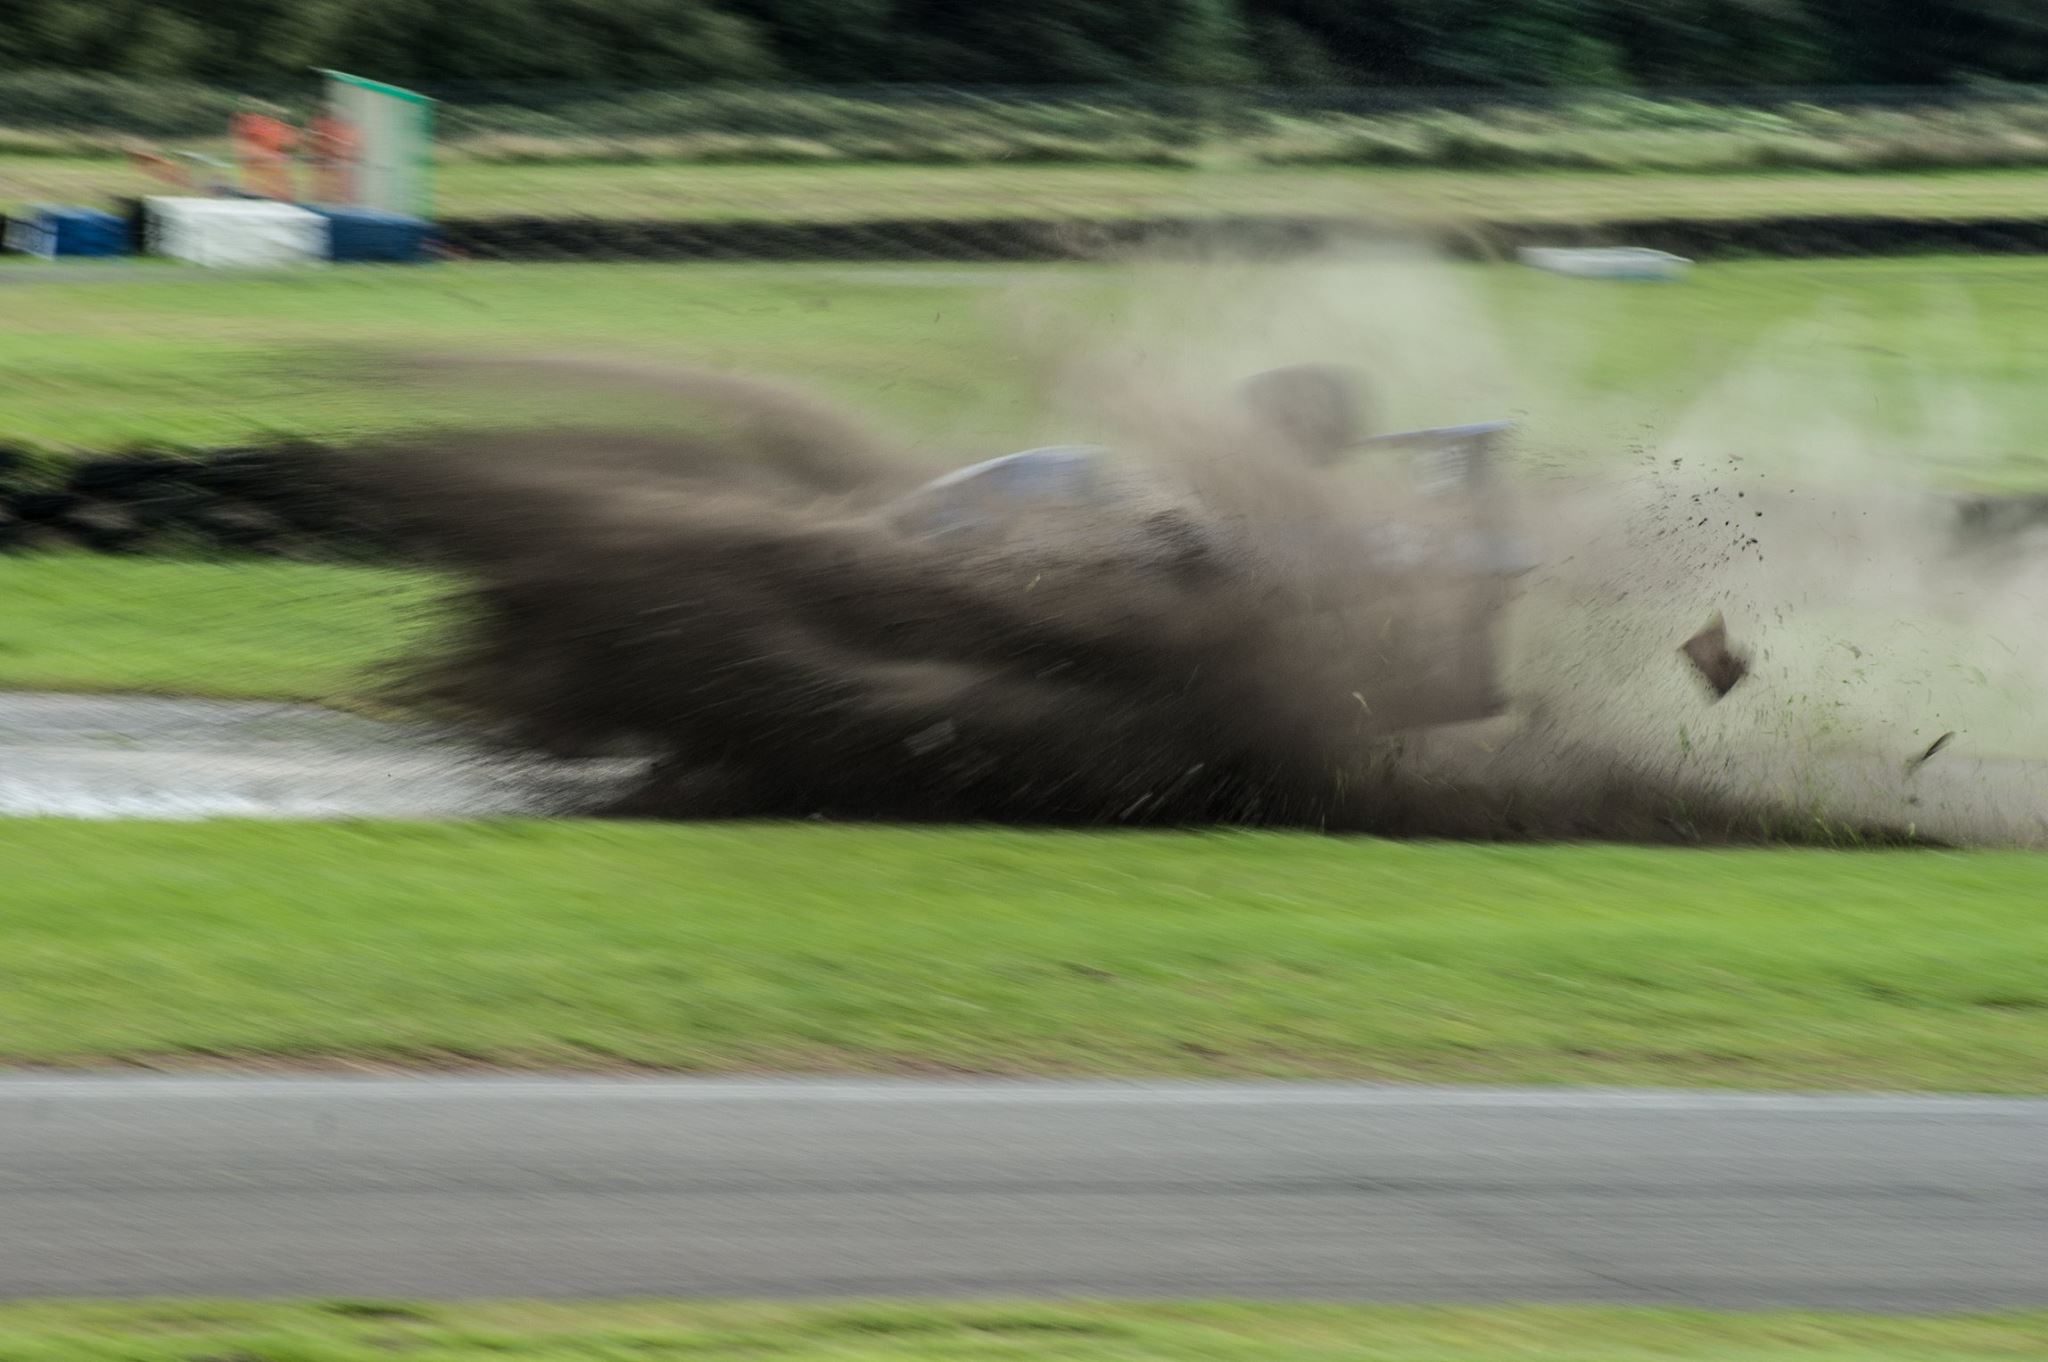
<box><xmin>231</xmin><ymin>113</ymin><xmax>298</xmax><ymax>200</ymax></box>
<box><xmin>307</xmin><ymin>114</ymin><xmax>359</xmax><ymax>205</ymax></box>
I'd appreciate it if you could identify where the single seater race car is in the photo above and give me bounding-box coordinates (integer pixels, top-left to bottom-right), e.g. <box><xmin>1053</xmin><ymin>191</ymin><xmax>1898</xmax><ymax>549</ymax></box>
<box><xmin>881</xmin><ymin>365</ymin><xmax>1537</xmax><ymax>731</ymax></box>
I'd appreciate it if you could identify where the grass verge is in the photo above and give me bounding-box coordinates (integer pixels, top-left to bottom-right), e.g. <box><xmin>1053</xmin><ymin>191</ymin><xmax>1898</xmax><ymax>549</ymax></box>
<box><xmin>0</xmin><ymin>556</ymin><xmax>440</xmax><ymax>701</ymax></box>
<box><xmin>4</xmin><ymin>256</ymin><xmax>2048</xmax><ymax>492</ymax></box>
<box><xmin>12</xmin><ymin>158</ymin><xmax>2048</xmax><ymax>223</ymax></box>
<box><xmin>4</xmin><ymin>1300</ymin><xmax>2048</xmax><ymax>1361</ymax></box>
<box><xmin>5</xmin><ymin>821</ymin><xmax>2048</xmax><ymax>1089</ymax></box>
<box><xmin>0</xmin><ymin>260</ymin><xmax>1008</xmax><ymax>449</ymax></box>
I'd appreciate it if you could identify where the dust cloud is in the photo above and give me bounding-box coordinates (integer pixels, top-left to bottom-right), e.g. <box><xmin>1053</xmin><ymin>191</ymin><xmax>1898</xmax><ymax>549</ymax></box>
<box><xmin>334</xmin><ymin>247</ymin><xmax>2048</xmax><ymax>844</ymax></box>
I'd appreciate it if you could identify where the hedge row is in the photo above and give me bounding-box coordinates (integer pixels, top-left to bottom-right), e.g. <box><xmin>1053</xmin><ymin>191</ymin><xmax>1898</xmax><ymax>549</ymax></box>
<box><xmin>0</xmin><ymin>440</ymin><xmax>385</xmax><ymax>559</ymax></box>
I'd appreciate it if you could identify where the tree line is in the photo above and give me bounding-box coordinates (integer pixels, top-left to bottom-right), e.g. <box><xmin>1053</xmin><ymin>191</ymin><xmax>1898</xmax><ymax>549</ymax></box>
<box><xmin>1</xmin><ymin>0</ymin><xmax>2043</xmax><ymax>89</ymax></box>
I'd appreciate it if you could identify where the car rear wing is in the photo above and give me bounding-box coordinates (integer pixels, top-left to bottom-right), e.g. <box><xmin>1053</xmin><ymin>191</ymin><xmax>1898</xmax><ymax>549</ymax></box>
<box><xmin>1353</xmin><ymin>420</ymin><xmax>1533</xmax><ymax>578</ymax></box>
<box><xmin>1351</xmin><ymin>420</ymin><xmax>1513</xmax><ymax>500</ymax></box>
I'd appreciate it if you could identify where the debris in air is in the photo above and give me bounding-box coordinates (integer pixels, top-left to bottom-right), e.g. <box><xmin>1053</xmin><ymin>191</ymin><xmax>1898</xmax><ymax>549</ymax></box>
<box><xmin>1906</xmin><ymin>731</ymin><xmax>1956</xmax><ymax>774</ymax></box>
<box><xmin>1680</xmin><ymin>612</ymin><xmax>1750</xmax><ymax>700</ymax></box>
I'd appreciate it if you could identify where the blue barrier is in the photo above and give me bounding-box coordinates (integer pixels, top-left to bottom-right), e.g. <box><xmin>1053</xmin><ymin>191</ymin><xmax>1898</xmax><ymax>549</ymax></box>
<box><xmin>4</xmin><ymin>205</ymin><xmax>129</xmax><ymax>259</ymax></box>
<box><xmin>308</xmin><ymin>206</ymin><xmax>432</xmax><ymax>263</ymax></box>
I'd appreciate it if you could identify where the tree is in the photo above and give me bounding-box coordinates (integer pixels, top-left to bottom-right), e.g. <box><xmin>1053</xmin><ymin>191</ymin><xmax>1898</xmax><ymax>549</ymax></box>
<box><xmin>721</xmin><ymin>0</ymin><xmax>898</xmax><ymax>82</ymax></box>
<box><xmin>1153</xmin><ymin>0</ymin><xmax>1259</xmax><ymax>84</ymax></box>
<box><xmin>1609</xmin><ymin>0</ymin><xmax>1835</xmax><ymax>86</ymax></box>
<box><xmin>1811</xmin><ymin>0</ymin><xmax>2048</xmax><ymax>82</ymax></box>
<box><xmin>0</xmin><ymin>0</ymin><xmax>2041</xmax><ymax>90</ymax></box>
<box><xmin>887</xmin><ymin>0</ymin><xmax>1255</xmax><ymax>83</ymax></box>
<box><xmin>556</xmin><ymin>0</ymin><xmax>781</xmax><ymax>82</ymax></box>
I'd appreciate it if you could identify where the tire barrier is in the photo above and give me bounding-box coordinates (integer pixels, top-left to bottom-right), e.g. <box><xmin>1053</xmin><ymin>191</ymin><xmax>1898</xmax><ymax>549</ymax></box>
<box><xmin>429</xmin><ymin>214</ymin><xmax>2048</xmax><ymax>264</ymax></box>
<box><xmin>1478</xmin><ymin>216</ymin><xmax>2048</xmax><ymax>261</ymax></box>
<box><xmin>8</xmin><ymin>435</ymin><xmax>2048</xmax><ymax>565</ymax></box>
<box><xmin>1953</xmin><ymin>492</ymin><xmax>2048</xmax><ymax>556</ymax></box>
<box><xmin>0</xmin><ymin>440</ymin><xmax>393</xmax><ymax>560</ymax></box>
<box><xmin>17</xmin><ymin>208</ymin><xmax>2048</xmax><ymax>265</ymax></box>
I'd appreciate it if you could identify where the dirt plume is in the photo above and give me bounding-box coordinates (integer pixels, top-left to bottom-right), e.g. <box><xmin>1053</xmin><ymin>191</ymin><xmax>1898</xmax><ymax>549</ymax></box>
<box><xmin>343</xmin><ymin>366</ymin><xmax>1410</xmax><ymax>827</ymax></box>
<box><xmin>318</xmin><ymin>248</ymin><xmax>2048</xmax><ymax>845</ymax></box>
<box><xmin>321</xmin><ymin>346</ymin><xmax>1922</xmax><ymax>843</ymax></box>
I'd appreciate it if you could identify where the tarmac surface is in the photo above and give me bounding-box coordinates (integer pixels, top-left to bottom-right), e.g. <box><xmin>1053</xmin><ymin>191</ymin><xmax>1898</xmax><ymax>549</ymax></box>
<box><xmin>3</xmin><ymin>1077</ymin><xmax>2045</xmax><ymax>1309</ymax></box>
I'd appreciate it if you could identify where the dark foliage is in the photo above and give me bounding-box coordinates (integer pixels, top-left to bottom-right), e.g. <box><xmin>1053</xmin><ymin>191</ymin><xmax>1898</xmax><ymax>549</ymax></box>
<box><xmin>0</xmin><ymin>0</ymin><xmax>2039</xmax><ymax>89</ymax></box>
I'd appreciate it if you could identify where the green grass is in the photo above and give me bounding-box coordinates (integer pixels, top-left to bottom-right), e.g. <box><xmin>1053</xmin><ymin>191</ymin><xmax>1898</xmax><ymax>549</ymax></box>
<box><xmin>4</xmin><ymin>255</ymin><xmax>2048</xmax><ymax>489</ymax></box>
<box><xmin>6</xmin><ymin>821</ymin><xmax>2048</xmax><ymax>1089</ymax></box>
<box><xmin>397</xmin><ymin>161</ymin><xmax>2048</xmax><ymax>224</ymax></box>
<box><xmin>0</xmin><ymin>260</ymin><xmax>1012</xmax><ymax>449</ymax></box>
<box><xmin>15</xmin><ymin>157</ymin><xmax>2048</xmax><ymax>223</ymax></box>
<box><xmin>5</xmin><ymin>1301</ymin><xmax>2048</xmax><ymax>1362</ymax></box>
<box><xmin>0</xmin><ymin>556</ymin><xmax>440</xmax><ymax>700</ymax></box>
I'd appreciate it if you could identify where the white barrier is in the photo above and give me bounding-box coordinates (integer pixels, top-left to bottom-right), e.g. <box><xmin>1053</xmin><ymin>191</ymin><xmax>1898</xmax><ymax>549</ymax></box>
<box><xmin>1516</xmin><ymin>246</ymin><xmax>1692</xmax><ymax>281</ymax></box>
<box><xmin>145</xmin><ymin>197</ymin><xmax>329</xmax><ymax>268</ymax></box>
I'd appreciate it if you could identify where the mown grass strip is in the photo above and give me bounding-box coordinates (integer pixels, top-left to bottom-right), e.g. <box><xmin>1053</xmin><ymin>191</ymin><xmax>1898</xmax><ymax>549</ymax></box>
<box><xmin>3</xmin><ymin>1300</ymin><xmax>2047</xmax><ymax>1362</ymax></box>
<box><xmin>0</xmin><ymin>556</ymin><xmax>440</xmax><ymax>701</ymax></box>
<box><xmin>6</xmin><ymin>820</ymin><xmax>2048</xmax><ymax>1090</ymax></box>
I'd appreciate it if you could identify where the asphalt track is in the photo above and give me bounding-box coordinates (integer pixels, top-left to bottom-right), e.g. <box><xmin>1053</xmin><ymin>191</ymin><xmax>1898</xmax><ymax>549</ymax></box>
<box><xmin>3</xmin><ymin>1078</ymin><xmax>2046</xmax><ymax>1309</ymax></box>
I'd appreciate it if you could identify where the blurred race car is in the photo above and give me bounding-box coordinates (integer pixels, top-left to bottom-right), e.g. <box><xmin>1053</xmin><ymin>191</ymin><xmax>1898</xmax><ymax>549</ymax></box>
<box><xmin>883</xmin><ymin>365</ymin><xmax>1536</xmax><ymax>731</ymax></box>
